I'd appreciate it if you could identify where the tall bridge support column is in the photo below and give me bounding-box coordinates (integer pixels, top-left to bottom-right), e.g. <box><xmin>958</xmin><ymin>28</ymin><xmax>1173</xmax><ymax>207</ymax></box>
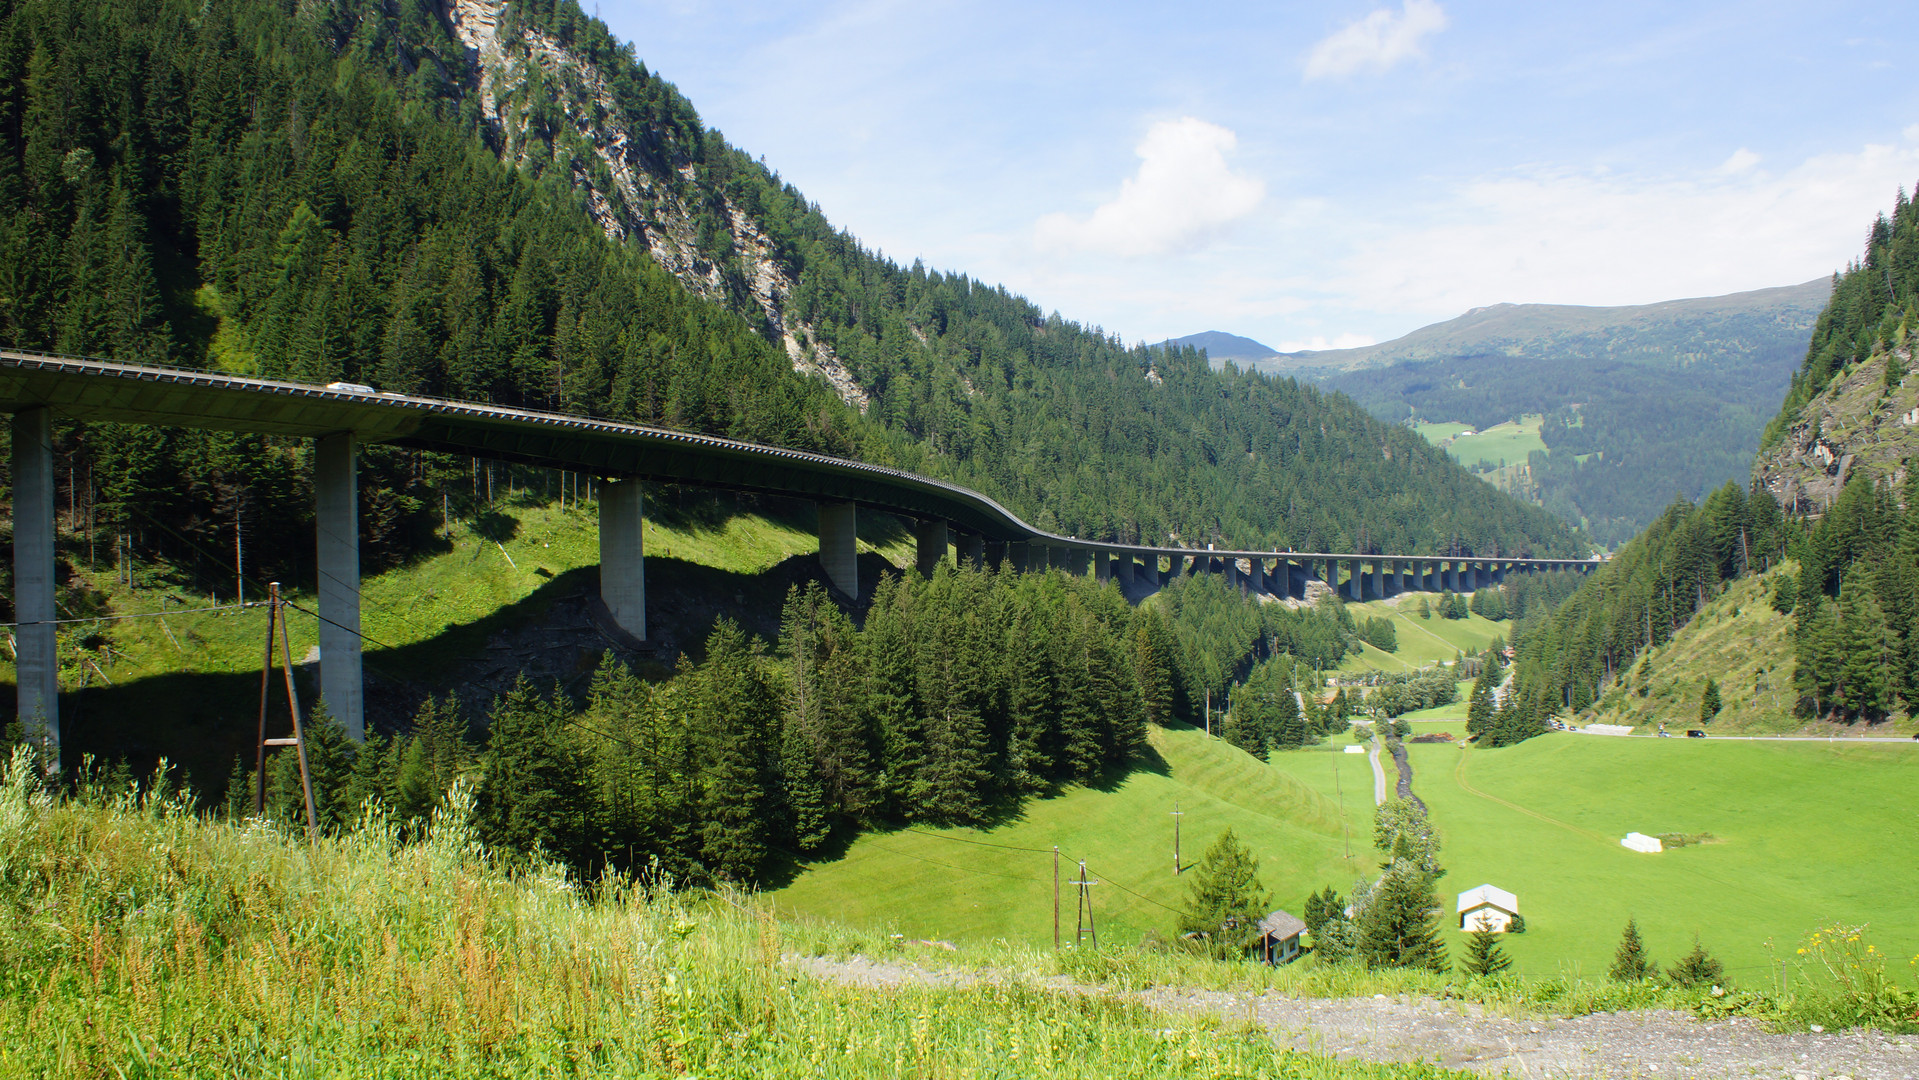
<box><xmin>1370</xmin><ymin>562</ymin><xmax>1385</xmax><ymax>601</ymax></box>
<box><xmin>1445</xmin><ymin>562</ymin><xmax>1461</xmax><ymax>593</ymax></box>
<box><xmin>1141</xmin><ymin>553</ymin><xmax>1160</xmax><ymax>587</ymax></box>
<box><xmin>1248</xmin><ymin>557</ymin><xmax>1264</xmax><ymax>595</ymax></box>
<box><xmin>963</xmin><ymin>534</ymin><xmax>984</xmax><ymax>571</ymax></box>
<box><xmin>315</xmin><ymin>433</ymin><xmax>364</xmax><ymax>742</ymax></box>
<box><xmin>1223</xmin><ymin>557</ymin><xmax>1239</xmax><ymax>590</ymax></box>
<box><xmin>984</xmin><ymin>540</ymin><xmax>1006</xmax><ymax>571</ymax></box>
<box><xmin>1116</xmin><ymin>552</ymin><xmax>1135</xmax><ymax>586</ymax></box>
<box><xmin>1418</xmin><ymin>561</ymin><xmax>1434</xmax><ymax>591</ymax></box>
<box><xmin>914</xmin><ymin>519</ymin><xmax>949</xmax><ymax>577</ymax></box>
<box><xmin>1007</xmin><ymin>541</ymin><xmax>1030</xmax><ymax>573</ymax></box>
<box><xmin>11</xmin><ymin>407</ymin><xmax>58</xmax><ymax>766</ymax></box>
<box><xmin>1068</xmin><ymin>548</ymin><xmax>1092</xmax><ymax>577</ymax></box>
<box><xmin>1095</xmin><ymin>552</ymin><xmax>1111</xmax><ymax>582</ymax></box>
<box><xmin>818</xmin><ymin>502</ymin><xmax>859</xmax><ymax>599</ymax></box>
<box><xmin>1346</xmin><ymin>558</ymin><xmax>1363</xmax><ymax>601</ymax></box>
<box><xmin>1462</xmin><ymin>563</ymin><xmax>1479</xmax><ymax>592</ymax></box>
<box><xmin>1397</xmin><ymin>560</ymin><xmax>1413</xmax><ymax>594</ymax></box>
<box><xmin>1491</xmin><ymin>562</ymin><xmax>1506</xmax><ymax>585</ymax></box>
<box><xmin>599</xmin><ymin>479</ymin><xmax>646</xmax><ymax>642</ymax></box>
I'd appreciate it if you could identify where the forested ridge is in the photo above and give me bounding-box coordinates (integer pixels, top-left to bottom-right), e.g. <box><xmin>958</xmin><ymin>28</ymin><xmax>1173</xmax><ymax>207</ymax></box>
<box><xmin>0</xmin><ymin>0</ymin><xmax>1582</xmax><ymax>580</ymax></box>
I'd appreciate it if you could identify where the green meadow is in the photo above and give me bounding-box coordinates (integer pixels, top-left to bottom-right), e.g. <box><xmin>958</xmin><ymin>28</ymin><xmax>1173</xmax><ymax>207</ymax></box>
<box><xmin>1337</xmin><ymin>597</ymin><xmax>1508</xmax><ymax>673</ymax></box>
<box><xmin>1415</xmin><ymin>415</ymin><xmax>1548</xmax><ymax>469</ymax></box>
<box><xmin>779</xmin><ymin>724</ymin><xmax>1919</xmax><ymax>987</ymax></box>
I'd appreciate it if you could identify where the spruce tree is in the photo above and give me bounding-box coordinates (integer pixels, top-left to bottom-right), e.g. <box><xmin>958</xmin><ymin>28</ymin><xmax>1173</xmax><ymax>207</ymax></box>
<box><xmin>1177</xmin><ymin>829</ymin><xmax>1272</xmax><ymax>959</ymax></box>
<box><xmin>1460</xmin><ymin>924</ymin><xmax>1512</xmax><ymax>977</ymax></box>
<box><xmin>475</xmin><ymin>675</ymin><xmax>590</xmax><ymax>868</ymax></box>
<box><xmin>1355</xmin><ymin>860</ymin><xmax>1449</xmax><ymax>972</ymax></box>
<box><xmin>1466</xmin><ymin>663</ymin><xmax>1497</xmax><ymax>737</ymax></box>
<box><xmin>1608</xmin><ymin>918</ymin><xmax>1654</xmax><ymax>981</ymax></box>
<box><xmin>1698</xmin><ymin>678</ymin><xmax>1721</xmax><ymax>724</ymax></box>
<box><xmin>1666</xmin><ymin>937</ymin><xmax>1726</xmax><ymax>989</ymax></box>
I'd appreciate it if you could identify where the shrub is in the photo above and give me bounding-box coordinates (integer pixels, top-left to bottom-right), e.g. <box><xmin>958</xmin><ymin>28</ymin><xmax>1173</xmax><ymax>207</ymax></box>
<box><xmin>1666</xmin><ymin>937</ymin><xmax>1726</xmax><ymax>989</ymax></box>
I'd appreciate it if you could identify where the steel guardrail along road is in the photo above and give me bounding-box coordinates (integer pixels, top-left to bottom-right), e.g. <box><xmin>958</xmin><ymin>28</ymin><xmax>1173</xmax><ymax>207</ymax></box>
<box><xmin>0</xmin><ymin>349</ymin><xmax>1596</xmax><ymax>566</ymax></box>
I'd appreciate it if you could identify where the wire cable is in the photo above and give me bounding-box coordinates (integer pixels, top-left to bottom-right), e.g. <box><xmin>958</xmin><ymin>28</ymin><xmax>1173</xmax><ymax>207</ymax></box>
<box><xmin>0</xmin><ymin>601</ymin><xmax>264</xmax><ymax>628</ymax></box>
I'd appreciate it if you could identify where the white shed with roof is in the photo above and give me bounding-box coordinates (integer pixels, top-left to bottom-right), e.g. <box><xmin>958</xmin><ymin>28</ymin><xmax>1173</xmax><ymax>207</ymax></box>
<box><xmin>1457</xmin><ymin>883</ymin><xmax>1519</xmax><ymax>932</ymax></box>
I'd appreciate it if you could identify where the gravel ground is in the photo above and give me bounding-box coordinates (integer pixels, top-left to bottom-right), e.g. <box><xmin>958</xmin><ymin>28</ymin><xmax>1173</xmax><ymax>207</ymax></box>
<box><xmin>788</xmin><ymin>954</ymin><xmax>1919</xmax><ymax>1079</ymax></box>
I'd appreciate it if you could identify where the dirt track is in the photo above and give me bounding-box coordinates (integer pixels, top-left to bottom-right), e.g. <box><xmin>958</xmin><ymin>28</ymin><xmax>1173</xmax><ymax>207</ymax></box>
<box><xmin>790</xmin><ymin>953</ymin><xmax>1919</xmax><ymax>1079</ymax></box>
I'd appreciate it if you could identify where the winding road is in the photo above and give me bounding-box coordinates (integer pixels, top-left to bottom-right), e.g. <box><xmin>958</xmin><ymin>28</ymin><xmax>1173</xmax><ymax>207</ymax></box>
<box><xmin>1368</xmin><ymin>734</ymin><xmax>1387</xmax><ymax>805</ymax></box>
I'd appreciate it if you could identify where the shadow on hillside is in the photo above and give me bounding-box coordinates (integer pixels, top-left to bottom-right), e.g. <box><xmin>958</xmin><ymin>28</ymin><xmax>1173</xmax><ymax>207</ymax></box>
<box><xmin>42</xmin><ymin>535</ymin><xmax>910</xmax><ymax>795</ymax></box>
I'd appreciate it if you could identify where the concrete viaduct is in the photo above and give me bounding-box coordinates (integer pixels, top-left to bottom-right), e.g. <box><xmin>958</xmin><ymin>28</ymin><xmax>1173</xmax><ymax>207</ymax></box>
<box><xmin>0</xmin><ymin>350</ymin><xmax>1595</xmax><ymax>755</ymax></box>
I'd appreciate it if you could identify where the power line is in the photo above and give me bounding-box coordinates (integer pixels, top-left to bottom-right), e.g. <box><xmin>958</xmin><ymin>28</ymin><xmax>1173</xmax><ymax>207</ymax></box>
<box><xmin>0</xmin><ymin>601</ymin><xmax>263</xmax><ymax>628</ymax></box>
<box><xmin>899</xmin><ymin>827</ymin><xmax>1053</xmax><ymax>854</ymax></box>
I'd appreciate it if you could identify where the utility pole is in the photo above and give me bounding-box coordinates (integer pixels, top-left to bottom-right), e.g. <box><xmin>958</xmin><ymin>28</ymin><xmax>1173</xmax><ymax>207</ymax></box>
<box><xmin>1070</xmin><ymin>860</ymin><xmax>1099</xmax><ymax>950</ymax></box>
<box><xmin>1052</xmin><ymin>846</ymin><xmax>1060</xmax><ymax>949</ymax></box>
<box><xmin>254</xmin><ymin>582</ymin><xmax>317</xmax><ymax>840</ymax></box>
<box><xmin>1171</xmin><ymin>801</ymin><xmax>1184</xmax><ymax>875</ymax></box>
<box><xmin>1205</xmin><ymin>689</ymin><xmax>1211</xmax><ymax>737</ymax></box>
<box><xmin>234</xmin><ymin>498</ymin><xmax>244</xmax><ymax>608</ymax></box>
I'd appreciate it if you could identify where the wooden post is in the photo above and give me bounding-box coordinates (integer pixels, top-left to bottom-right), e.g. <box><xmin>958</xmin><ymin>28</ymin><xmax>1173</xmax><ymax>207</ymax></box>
<box><xmin>1071</xmin><ymin>860</ymin><xmax>1098</xmax><ymax>950</ymax></box>
<box><xmin>1171</xmin><ymin>801</ymin><xmax>1183</xmax><ymax>875</ymax></box>
<box><xmin>1052</xmin><ymin>846</ymin><xmax>1060</xmax><ymax>950</ymax></box>
<box><xmin>254</xmin><ymin>582</ymin><xmax>318</xmax><ymax>840</ymax></box>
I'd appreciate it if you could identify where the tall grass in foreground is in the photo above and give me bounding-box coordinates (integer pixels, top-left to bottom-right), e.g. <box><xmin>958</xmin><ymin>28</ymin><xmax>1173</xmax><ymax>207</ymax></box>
<box><xmin>0</xmin><ymin>748</ymin><xmax>1471</xmax><ymax>1078</ymax></box>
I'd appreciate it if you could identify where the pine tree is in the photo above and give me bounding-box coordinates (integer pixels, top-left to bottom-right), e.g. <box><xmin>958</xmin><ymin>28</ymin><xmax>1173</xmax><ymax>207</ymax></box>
<box><xmin>475</xmin><ymin>676</ymin><xmax>590</xmax><ymax>868</ymax></box>
<box><xmin>1608</xmin><ymin>918</ymin><xmax>1654</xmax><ymax>981</ymax></box>
<box><xmin>1698</xmin><ymin>678</ymin><xmax>1721</xmax><ymax>724</ymax></box>
<box><xmin>1177</xmin><ymin>828</ymin><xmax>1272</xmax><ymax>960</ymax></box>
<box><xmin>1460</xmin><ymin>924</ymin><xmax>1512</xmax><ymax>978</ymax></box>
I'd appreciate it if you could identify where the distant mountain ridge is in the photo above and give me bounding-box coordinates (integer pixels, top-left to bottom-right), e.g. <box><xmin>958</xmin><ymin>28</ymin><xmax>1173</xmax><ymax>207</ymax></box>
<box><xmin>1173</xmin><ymin>281</ymin><xmax>1826</xmax><ymax>546</ymax></box>
<box><xmin>1161</xmin><ymin>331</ymin><xmax>1277</xmax><ymax>364</ymax></box>
<box><xmin>1247</xmin><ymin>280</ymin><xmax>1829</xmax><ymax>375</ymax></box>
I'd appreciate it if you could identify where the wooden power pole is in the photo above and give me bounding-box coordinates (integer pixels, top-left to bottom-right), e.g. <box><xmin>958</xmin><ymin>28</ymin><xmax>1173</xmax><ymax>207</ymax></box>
<box><xmin>1052</xmin><ymin>846</ymin><xmax>1060</xmax><ymax>949</ymax></box>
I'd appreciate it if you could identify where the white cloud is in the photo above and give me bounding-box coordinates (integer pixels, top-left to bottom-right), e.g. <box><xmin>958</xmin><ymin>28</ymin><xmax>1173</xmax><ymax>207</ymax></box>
<box><xmin>1718</xmin><ymin>147</ymin><xmax>1761</xmax><ymax>174</ymax></box>
<box><xmin>1277</xmin><ymin>333</ymin><xmax>1379</xmax><ymax>353</ymax></box>
<box><xmin>1303</xmin><ymin>0</ymin><xmax>1449</xmax><ymax>82</ymax></box>
<box><xmin>1337</xmin><ymin>134</ymin><xmax>1919</xmax><ymax>318</ymax></box>
<box><xmin>1034</xmin><ymin>118</ymin><xmax>1265</xmax><ymax>258</ymax></box>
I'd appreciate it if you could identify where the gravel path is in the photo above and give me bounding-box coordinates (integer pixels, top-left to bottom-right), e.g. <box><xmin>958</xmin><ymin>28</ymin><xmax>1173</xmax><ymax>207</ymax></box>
<box><xmin>1370</xmin><ymin>735</ymin><xmax>1388</xmax><ymax>805</ymax></box>
<box><xmin>788</xmin><ymin>954</ymin><xmax>1919</xmax><ymax>1079</ymax></box>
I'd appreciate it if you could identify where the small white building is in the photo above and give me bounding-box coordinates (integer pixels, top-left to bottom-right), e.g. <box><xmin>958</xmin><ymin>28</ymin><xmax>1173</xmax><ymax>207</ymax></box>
<box><xmin>1621</xmin><ymin>832</ymin><xmax>1663</xmax><ymax>853</ymax></box>
<box><xmin>1457</xmin><ymin>883</ymin><xmax>1519</xmax><ymax>932</ymax></box>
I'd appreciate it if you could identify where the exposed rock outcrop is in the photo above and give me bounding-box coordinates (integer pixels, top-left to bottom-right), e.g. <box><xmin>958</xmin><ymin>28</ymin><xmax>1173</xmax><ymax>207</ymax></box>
<box><xmin>442</xmin><ymin>0</ymin><xmax>869</xmax><ymax>410</ymax></box>
<box><xmin>1751</xmin><ymin>348</ymin><xmax>1917</xmax><ymax>513</ymax></box>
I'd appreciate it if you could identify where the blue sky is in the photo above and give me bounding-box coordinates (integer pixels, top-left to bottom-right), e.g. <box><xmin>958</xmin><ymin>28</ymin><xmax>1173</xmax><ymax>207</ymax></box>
<box><xmin>597</xmin><ymin>1</ymin><xmax>1919</xmax><ymax>350</ymax></box>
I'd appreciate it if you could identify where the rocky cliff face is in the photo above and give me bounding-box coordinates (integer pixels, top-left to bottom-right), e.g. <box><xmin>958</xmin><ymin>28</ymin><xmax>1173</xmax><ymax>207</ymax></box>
<box><xmin>441</xmin><ymin>0</ymin><xmax>869</xmax><ymax>410</ymax></box>
<box><xmin>1751</xmin><ymin>347</ymin><xmax>1919</xmax><ymax>513</ymax></box>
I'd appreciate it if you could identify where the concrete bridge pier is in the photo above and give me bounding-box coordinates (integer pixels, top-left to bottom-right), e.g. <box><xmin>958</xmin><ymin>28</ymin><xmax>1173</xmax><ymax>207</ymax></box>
<box><xmin>1418</xmin><ymin>561</ymin><xmax>1435</xmax><ymax>592</ymax></box>
<box><xmin>599</xmin><ymin>478</ymin><xmax>646</xmax><ymax>644</ymax></box>
<box><xmin>1397</xmin><ymin>560</ymin><xmax>1414</xmax><ymax>594</ymax></box>
<box><xmin>1095</xmin><ymin>552</ymin><xmax>1112</xmax><ymax>582</ymax></box>
<box><xmin>1492</xmin><ymin>562</ymin><xmax>1506</xmax><ymax>585</ymax></box>
<box><xmin>818</xmin><ymin>502</ymin><xmax>859</xmax><ymax>599</ymax></box>
<box><xmin>1116</xmin><ymin>552</ymin><xmax>1135</xmax><ymax>586</ymax></box>
<box><xmin>1370</xmin><ymin>561</ymin><xmax>1385</xmax><ymax>601</ymax></box>
<box><xmin>1223</xmin><ymin>557</ymin><xmax>1239</xmax><ymax>590</ymax></box>
<box><xmin>914</xmin><ymin>519</ymin><xmax>949</xmax><ymax>577</ymax></box>
<box><xmin>1248</xmin><ymin>557</ymin><xmax>1265</xmax><ymax>595</ymax></box>
<box><xmin>11</xmin><ymin>407</ymin><xmax>58</xmax><ymax>765</ymax></box>
<box><xmin>1462</xmin><ymin>562</ymin><xmax>1479</xmax><ymax>592</ymax></box>
<box><xmin>1007</xmin><ymin>541</ymin><xmax>1030</xmax><ymax>572</ymax></box>
<box><xmin>1068</xmin><ymin>547</ymin><xmax>1091</xmax><ymax>577</ymax></box>
<box><xmin>1446</xmin><ymin>561</ymin><xmax>1462</xmax><ymax>592</ymax></box>
<box><xmin>315</xmin><ymin>433</ymin><xmax>365</xmax><ymax>742</ymax></box>
<box><xmin>984</xmin><ymin>540</ymin><xmax>1006</xmax><ymax>571</ymax></box>
<box><xmin>1344</xmin><ymin>558</ymin><xmax>1361</xmax><ymax>601</ymax></box>
<box><xmin>1141</xmin><ymin>553</ymin><xmax>1160</xmax><ymax>587</ymax></box>
<box><xmin>963</xmin><ymin>534</ymin><xmax>984</xmax><ymax>571</ymax></box>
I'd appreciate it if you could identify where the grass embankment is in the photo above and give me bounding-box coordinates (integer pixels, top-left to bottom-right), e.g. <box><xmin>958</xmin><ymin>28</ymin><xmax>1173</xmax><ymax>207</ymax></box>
<box><xmin>0</xmin><ymin>750</ymin><xmax>1479</xmax><ymax>1078</ymax></box>
<box><xmin>770</xmin><ymin>725</ymin><xmax>1371</xmax><ymax>946</ymax></box>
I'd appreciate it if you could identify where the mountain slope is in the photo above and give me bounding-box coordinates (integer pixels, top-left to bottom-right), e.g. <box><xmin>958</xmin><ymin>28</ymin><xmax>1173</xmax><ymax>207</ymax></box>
<box><xmin>0</xmin><ymin>0</ymin><xmax>1585</xmax><ymax>561</ymax></box>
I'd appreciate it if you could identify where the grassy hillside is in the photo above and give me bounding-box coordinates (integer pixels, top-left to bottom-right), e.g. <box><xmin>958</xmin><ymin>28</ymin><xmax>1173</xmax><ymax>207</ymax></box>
<box><xmin>768</xmin><ymin>725</ymin><xmax>1373</xmax><ymax>946</ymax></box>
<box><xmin>1337</xmin><ymin>598</ymin><xmax>1508</xmax><ymax>673</ymax></box>
<box><xmin>1581</xmin><ymin>566</ymin><xmax>1831</xmax><ymax>735</ymax></box>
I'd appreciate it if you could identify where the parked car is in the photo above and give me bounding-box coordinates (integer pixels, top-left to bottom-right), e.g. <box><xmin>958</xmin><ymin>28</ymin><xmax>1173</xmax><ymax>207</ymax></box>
<box><xmin>1686</xmin><ymin>730</ymin><xmax>1706</xmax><ymax>738</ymax></box>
